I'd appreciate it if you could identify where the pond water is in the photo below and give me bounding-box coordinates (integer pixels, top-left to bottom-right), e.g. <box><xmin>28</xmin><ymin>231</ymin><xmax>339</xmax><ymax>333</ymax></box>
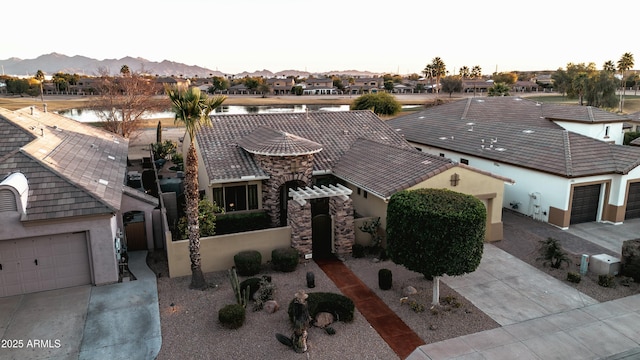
<box><xmin>56</xmin><ymin>104</ymin><xmax>351</xmax><ymax>122</ymax></box>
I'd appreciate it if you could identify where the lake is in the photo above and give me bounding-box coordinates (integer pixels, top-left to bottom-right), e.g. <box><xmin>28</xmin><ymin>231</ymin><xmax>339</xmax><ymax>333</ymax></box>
<box><xmin>57</xmin><ymin>104</ymin><xmax>351</xmax><ymax>122</ymax></box>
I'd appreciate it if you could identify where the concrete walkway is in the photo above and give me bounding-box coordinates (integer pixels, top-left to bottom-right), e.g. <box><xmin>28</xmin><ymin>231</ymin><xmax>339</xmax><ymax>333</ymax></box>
<box><xmin>0</xmin><ymin>251</ymin><xmax>160</xmax><ymax>360</ymax></box>
<box><xmin>79</xmin><ymin>251</ymin><xmax>161</xmax><ymax>360</ymax></box>
<box><xmin>407</xmin><ymin>222</ymin><xmax>640</xmax><ymax>360</ymax></box>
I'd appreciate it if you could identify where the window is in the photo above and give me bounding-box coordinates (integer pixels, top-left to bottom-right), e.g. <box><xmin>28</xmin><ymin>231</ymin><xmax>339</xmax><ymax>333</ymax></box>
<box><xmin>363</xmin><ymin>191</ymin><xmax>368</xmax><ymax>199</ymax></box>
<box><xmin>439</xmin><ymin>153</ymin><xmax>445</xmax><ymax>157</ymax></box>
<box><xmin>357</xmin><ymin>188</ymin><xmax>361</xmax><ymax>195</ymax></box>
<box><xmin>605</xmin><ymin>126</ymin><xmax>610</xmax><ymax>138</ymax></box>
<box><xmin>460</xmin><ymin>158</ymin><xmax>469</xmax><ymax>165</ymax></box>
<box><xmin>213</xmin><ymin>184</ymin><xmax>259</xmax><ymax>212</ymax></box>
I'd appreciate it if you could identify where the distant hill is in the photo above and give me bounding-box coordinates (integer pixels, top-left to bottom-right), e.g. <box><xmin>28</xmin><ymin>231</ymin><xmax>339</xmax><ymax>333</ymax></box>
<box><xmin>0</xmin><ymin>53</ymin><xmax>383</xmax><ymax>78</ymax></box>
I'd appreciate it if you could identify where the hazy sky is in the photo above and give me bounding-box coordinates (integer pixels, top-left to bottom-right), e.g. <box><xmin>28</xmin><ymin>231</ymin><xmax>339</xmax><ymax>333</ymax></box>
<box><xmin>4</xmin><ymin>0</ymin><xmax>638</xmax><ymax>75</ymax></box>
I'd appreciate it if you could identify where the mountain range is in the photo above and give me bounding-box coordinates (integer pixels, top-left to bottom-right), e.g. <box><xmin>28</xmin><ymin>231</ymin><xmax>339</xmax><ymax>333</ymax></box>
<box><xmin>0</xmin><ymin>53</ymin><xmax>380</xmax><ymax>78</ymax></box>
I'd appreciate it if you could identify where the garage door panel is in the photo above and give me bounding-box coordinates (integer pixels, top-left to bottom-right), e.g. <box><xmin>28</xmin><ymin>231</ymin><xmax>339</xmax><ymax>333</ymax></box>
<box><xmin>1</xmin><ymin>233</ymin><xmax>91</xmax><ymax>297</ymax></box>
<box><xmin>625</xmin><ymin>182</ymin><xmax>640</xmax><ymax>220</ymax></box>
<box><xmin>571</xmin><ymin>184</ymin><xmax>601</xmax><ymax>224</ymax></box>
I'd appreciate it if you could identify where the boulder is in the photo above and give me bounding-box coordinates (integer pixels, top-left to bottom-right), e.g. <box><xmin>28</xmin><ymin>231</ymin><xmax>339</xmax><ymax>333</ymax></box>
<box><xmin>314</xmin><ymin>312</ymin><xmax>334</xmax><ymax>328</ymax></box>
<box><xmin>403</xmin><ymin>286</ymin><xmax>418</xmax><ymax>296</ymax></box>
<box><xmin>264</xmin><ymin>300</ymin><xmax>279</xmax><ymax>314</ymax></box>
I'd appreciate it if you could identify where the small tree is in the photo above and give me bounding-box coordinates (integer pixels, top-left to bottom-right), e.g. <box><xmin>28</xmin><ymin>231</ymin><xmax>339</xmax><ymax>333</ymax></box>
<box><xmin>350</xmin><ymin>92</ymin><xmax>401</xmax><ymax>116</ymax></box>
<box><xmin>440</xmin><ymin>76</ymin><xmax>462</xmax><ymax>97</ymax></box>
<box><xmin>488</xmin><ymin>82</ymin><xmax>511</xmax><ymax>97</ymax></box>
<box><xmin>537</xmin><ymin>237</ymin><xmax>571</xmax><ymax>269</ymax></box>
<box><xmin>386</xmin><ymin>188</ymin><xmax>486</xmax><ymax>305</ymax></box>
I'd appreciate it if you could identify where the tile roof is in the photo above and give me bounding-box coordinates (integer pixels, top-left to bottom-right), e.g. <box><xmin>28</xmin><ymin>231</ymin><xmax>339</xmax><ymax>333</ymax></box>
<box><xmin>387</xmin><ymin>98</ymin><xmax>640</xmax><ymax>178</ymax></box>
<box><xmin>332</xmin><ymin>138</ymin><xmax>456</xmax><ymax>199</ymax></box>
<box><xmin>0</xmin><ymin>107</ymin><xmax>129</xmax><ymax>220</ymax></box>
<box><xmin>197</xmin><ymin>110</ymin><xmax>413</xmax><ymax>182</ymax></box>
<box><xmin>237</xmin><ymin>126</ymin><xmax>323</xmax><ymax>156</ymax></box>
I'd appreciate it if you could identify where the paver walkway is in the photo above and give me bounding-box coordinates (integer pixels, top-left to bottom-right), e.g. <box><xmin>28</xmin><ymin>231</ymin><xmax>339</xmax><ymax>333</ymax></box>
<box><xmin>315</xmin><ymin>258</ymin><xmax>425</xmax><ymax>359</ymax></box>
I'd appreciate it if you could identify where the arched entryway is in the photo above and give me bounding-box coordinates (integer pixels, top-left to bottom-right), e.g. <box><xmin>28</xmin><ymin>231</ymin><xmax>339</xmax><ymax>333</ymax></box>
<box><xmin>124</xmin><ymin>211</ymin><xmax>147</xmax><ymax>251</ymax></box>
<box><xmin>280</xmin><ymin>180</ymin><xmax>305</xmax><ymax>226</ymax></box>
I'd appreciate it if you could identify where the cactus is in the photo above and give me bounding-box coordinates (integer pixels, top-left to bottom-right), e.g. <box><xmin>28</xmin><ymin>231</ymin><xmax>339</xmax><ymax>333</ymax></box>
<box><xmin>156</xmin><ymin>121</ymin><xmax>162</xmax><ymax>143</ymax></box>
<box><xmin>228</xmin><ymin>267</ymin><xmax>249</xmax><ymax>308</ymax></box>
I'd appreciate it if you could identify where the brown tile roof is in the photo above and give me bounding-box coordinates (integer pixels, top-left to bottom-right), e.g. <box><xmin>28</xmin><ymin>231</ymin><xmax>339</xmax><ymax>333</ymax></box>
<box><xmin>0</xmin><ymin>107</ymin><xmax>128</xmax><ymax>220</ymax></box>
<box><xmin>332</xmin><ymin>139</ymin><xmax>456</xmax><ymax>199</ymax></box>
<box><xmin>237</xmin><ymin>126</ymin><xmax>323</xmax><ymax>156</ymax></box>
<box><xmin>197</xmin><ymin>110</ymin><xmax>413</xmax><ymax>182</ymax></box>
<box><xmin>388</xmin><ymin>98</ymin><xmax>640</xmax><ymax>178</ymax></box>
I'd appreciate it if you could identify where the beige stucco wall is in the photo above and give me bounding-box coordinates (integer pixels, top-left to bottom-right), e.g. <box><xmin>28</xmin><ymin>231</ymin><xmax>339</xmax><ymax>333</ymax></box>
<box><xmin>0</xmin><ymin>212</ymin><xmax>119</xmax><ymax>285</ymax></box>
<box><xmin>166</xmin><ymin>226</ymin><xmax>292</xmax><ymax>278</ymax></box>
<box><xmin>345</xmin><ymin>165</ymin><xmax>508</xmax><ymax>242</ymax></box>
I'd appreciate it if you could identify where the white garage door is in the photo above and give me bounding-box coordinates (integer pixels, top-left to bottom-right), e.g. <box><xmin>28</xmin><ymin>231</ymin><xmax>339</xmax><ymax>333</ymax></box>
<box><xmin>0</xmin><ymin>232</ymin><xmax>91</xmax><ymax>297</ymax></box>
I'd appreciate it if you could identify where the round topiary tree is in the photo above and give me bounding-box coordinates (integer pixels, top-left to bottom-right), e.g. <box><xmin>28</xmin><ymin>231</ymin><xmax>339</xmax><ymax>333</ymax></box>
<box><xmin>350</xmin><ymin>92</ymin><xmax>402</xmax><ymax>116</ymax></box>
<box><xmin>386</xmin><ymin>188</ymin><xmax>486</xmax><ymax>305</ymax></box>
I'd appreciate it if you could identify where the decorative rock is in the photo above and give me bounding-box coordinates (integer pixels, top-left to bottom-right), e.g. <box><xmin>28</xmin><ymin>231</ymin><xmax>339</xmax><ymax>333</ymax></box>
<box><xmin>314</xmin><ymin>312</ymin><xmax>334</xmax><ymax>328</ymax></box>
<box><xmin>264</xmin><ymin>300</ymin><xmax>279</xmax><ymax>314</ymax></box>
<box><xmin>403</xmin><ymin>286</ymin><xmax>418</xmax><ymax>296</ymax></box>
<box><xmin>429</xmin><ymin>324</ymin><xmax>437</xmax><ymax>331</ymax></box>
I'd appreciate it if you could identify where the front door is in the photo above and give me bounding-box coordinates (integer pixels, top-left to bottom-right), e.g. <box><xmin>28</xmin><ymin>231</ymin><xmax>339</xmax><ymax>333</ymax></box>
<box><xmin>312</xmin><ymin>214</ymin><xmax>333</xmax><ymax>259</ymax></box>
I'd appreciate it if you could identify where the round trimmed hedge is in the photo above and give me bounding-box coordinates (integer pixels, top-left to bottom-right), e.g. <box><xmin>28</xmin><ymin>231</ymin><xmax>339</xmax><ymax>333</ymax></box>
<box><xmin>234</xmin><ymin>250</ymin><xmax>262</xmax><ymax>276</ymax></box>
<box><xmin>272</xmin><ymin>247</ymin><xmax>299</xmax><ymax>272</ymax></box>
<box><xmin>218</xmin><ymin>304</ymin><xmax>246</xmax><ymax>329</ymax></box>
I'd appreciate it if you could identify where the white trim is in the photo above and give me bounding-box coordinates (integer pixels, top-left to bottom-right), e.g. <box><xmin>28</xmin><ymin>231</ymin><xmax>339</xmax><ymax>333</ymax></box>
<box><xmin>289</xmin><ymin>184</ymin><xmax>352</xmax><ymax>206</ymax></box>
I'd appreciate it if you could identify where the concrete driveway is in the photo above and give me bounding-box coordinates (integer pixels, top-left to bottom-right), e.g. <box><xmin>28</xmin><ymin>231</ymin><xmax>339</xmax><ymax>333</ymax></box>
<box><xmin>0</xmin><ymin>252</ymin><xmax>160</xmax><ymax>360</ymax></box>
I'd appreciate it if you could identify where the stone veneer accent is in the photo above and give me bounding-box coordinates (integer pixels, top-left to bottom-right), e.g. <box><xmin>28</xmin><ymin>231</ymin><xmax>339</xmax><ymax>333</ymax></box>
<box><xmin>254</xmin><ymin>154</ymin><xmax>313</xmax><ymax>227</ymax></box>
<box><xmin>288</xmin><ymin>200</ymin><xmax>312</xmax><ymax>255</ymax></box>
<box><xmin>330</xmin><ymin>197</ymin><xmax>355</xmax><ymax>257</ymax></box>
<box><xmin>251</xmin><ymin>152</ymin><xmax>355</xmax><ymax>258</ymax></box>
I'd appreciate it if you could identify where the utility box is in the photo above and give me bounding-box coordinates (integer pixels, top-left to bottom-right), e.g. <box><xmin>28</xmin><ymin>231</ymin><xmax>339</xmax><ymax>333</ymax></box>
<box><xmin>590</xmin><ymin>254</ymin><xmax>621</xmax><ymax>276</ymax></box>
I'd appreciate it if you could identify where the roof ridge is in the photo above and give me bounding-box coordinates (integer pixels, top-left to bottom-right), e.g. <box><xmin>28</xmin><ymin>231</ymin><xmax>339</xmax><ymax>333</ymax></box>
<box><xmin>587</xmin><ymin>106</ymin><xmax>594</xmax><ymax>121</ymax></box>
<box><xmin>563</xmin><ymin>130</ymin><xmax>573</xmax><ymax>177</ymax></box>
<box><xmin>461</xmin><ymin>98</ymin><xmax>472</xmax><ymax>119</ymax></box>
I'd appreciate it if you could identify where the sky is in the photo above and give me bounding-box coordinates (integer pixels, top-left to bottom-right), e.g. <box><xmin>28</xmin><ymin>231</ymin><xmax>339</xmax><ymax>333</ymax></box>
<box><xmin>4</xmin><ymin>0</ymin><xmax>639</xmax><ymax>75</ymax></box>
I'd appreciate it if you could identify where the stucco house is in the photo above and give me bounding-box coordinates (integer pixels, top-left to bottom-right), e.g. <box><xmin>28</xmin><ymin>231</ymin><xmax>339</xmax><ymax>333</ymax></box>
<box><xmin>0</xmin><ymin>106</ymin><xmax>157</xmax><ymax>297</ymax></box>
<box><xmin>187</xmin><ymin>110</ymin><xmax>512</xmax><ymax>260</ymax></box>
<box><xmin>387</xmin><ymin>97</ymin><xmax>640</xmax><ymax>229</ymax></box>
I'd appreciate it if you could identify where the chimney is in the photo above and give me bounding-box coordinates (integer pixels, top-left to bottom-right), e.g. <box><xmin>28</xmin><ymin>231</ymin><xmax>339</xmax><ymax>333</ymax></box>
<box><xmin>30</xmin><ymin>106</ymin><xmax>34</xmax><ymax>115</ymax></box>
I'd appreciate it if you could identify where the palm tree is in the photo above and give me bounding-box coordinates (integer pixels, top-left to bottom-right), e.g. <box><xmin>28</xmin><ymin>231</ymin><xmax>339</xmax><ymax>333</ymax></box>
<box><xmin>603</xmin><ymin>60</ymin><xmax>616</xmax><ymax>73</ymax></box>
<box><xmin>431</xmin><ymin>57</ymin><xmax>447</xmax><ymax>95</ymax></box>
<box><xmin>617</xmin><ymin>52</ymin><xmax>634</xmax><ymax>112</ymax></box>
<box><xmin>166</xmin><ymin>85</ymin><xmax>226</xmax><ymax>289</ymax></box>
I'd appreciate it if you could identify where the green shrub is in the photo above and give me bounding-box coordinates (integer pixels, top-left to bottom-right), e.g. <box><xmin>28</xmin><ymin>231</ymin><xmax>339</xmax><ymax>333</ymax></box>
<box><xmin>567</xmin><ymin>272</ymin><xmax>582</xmax><ymax>284</ymax></box>
<box><xmin>537</xmin><ymin>237</ymin><xmax>572</xmax><ymax>269</ymax></box>
<box><xmin>234</xmin><ymin>250</ymin><xmax>262</xmax><ymax>276</ymax></box>
<box><xmin>378</xmin><ymin>268</ymin><xmax>392</xmax><ymax>290</ymax></box>
<box><xmin>288</xmin><ymin>292</ymin><xmax>355</xmax><ymax>323</ymax></box>
<box><xmin>350</xmin><ymin>92</ymin><xmax>402</xmax><ymax>116</ymax></box>
<box><xmin>598</xmin><ymin>274</ymin><xmax>616</xmax><ymax>288</ymax></box>
<box><xmin>215</xmin><ymin>211</ymin><xmax>271</xmax><ymax>235</ymax></box>
<box><xmin>272</xmin><ymin>247</ymin><xmax>299</xmax><ymax>272</ymax></box>
<box><xmin>239</xmin><ymin>277</ymin><xmax>261</xmax><ymax>300</ymax></box>
<box><xmin>352</xmin><ymin>243</ymin><xmax>365</xmax><ymax>258</ymax></box>
<box><xmin>218</xmin><ymin>304</ymin><xmax>246</xmax><ymax>329</ymax></box>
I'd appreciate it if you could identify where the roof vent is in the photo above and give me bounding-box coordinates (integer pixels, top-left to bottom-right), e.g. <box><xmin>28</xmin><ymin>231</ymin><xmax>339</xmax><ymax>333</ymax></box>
<box><xmin>522</xmin><ymin>129</ymin><xmax>535</xmax><ymax>134</ymax></box>
<box><xmin>0</xmin><ymin>172</ymin><xmax>29</xmax><ymax>214</ymax></box>
<box><xmin>98</xmin><ymin>179</ymin><xmax>109</xmax><ymax>185</ymax></box>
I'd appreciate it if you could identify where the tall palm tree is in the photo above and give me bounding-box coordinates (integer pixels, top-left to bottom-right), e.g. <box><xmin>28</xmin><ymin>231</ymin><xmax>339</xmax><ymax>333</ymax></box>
<box><xmin>431</xmin><ymin>57</ymin><xmax>447</xmax><ymax>95</ymax></box>
<box><xmin>166</xmin><ymin>85</ymin><xmax>226</xmax><ymax>289</ymax></box>
<box><xmin>617</xmin><ymin>52</ymin><xmax>634</xmax><ymax>112</ymax></box>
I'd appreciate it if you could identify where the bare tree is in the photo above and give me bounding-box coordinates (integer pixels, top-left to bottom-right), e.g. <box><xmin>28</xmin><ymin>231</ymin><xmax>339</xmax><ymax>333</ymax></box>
<box><xmin>90</xmin><ymin>67</ymin><xmax>164</xmax><ymax>139</ymax></box>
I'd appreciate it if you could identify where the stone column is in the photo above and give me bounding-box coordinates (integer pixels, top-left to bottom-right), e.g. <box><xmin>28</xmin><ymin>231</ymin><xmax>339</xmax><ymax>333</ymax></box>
<box><xmin>330</xmin><ymin>197</ymin><xmax>355</xmax><ymax>258</ymax></box>
<box><xmin>288</xmin><ymin>200</ymin><xmax>312</xmax><ymax>256</ymax></box>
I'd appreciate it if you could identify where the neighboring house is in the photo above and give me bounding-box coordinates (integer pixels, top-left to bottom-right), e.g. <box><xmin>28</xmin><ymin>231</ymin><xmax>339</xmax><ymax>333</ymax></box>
<box><xmin>301</xmin><ymin>77</ymin><xmax>337</xmax><ymax>95</ymax></box>
<box><xmin>267</xmin><ymin>78</ymin><xmax>295</xmax><ymax>95</ymax></box>
<box><xmin>186</xmin><ymin>110</ymin><xmax>512</xmax><ymax>261</ymax></box>
<box><xmin>387</xmin><ymin>97</ymin><xmax>640</xmax><ymax>229</ymax></box>
<box><xmin>0</xmin><ymin>106</ymin><xmax>157</xmax><ymax>297</ymax></box>
<box><xmin>347</xmin><ymin>77</ymin><xmax>382</xmax><ymax>94</ymax></box>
